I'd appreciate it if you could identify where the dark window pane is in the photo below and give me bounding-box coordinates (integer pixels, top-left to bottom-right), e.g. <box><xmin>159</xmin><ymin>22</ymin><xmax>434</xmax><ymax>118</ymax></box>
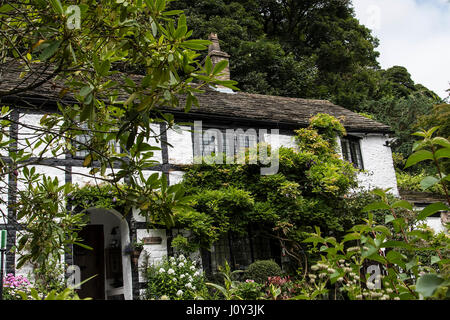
<box><xmin>341</xmin><ymin>137</ymin><xmax>363</xmax><ymax>169</ymax></box>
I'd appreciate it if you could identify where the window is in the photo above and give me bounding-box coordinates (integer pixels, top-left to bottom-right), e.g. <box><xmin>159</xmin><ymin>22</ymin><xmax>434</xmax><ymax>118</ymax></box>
<box><xmin>74</xmin><ymin>123</ymin><xmax>120</xmax><ymax>158</ymax></box>
<box><xmin>199</xmin><ymin>128</ymin><xmax>258</xmax><ymax>157</ymax></box>
<box><xmin>202</xmin><ymin>228</ymin><xmax>281</xmax><ymax>274</ymax></box>
<box><xmin>340</xmin><ymin>136</ymin><xmax>364</xmax><ymax>169</ymax></box>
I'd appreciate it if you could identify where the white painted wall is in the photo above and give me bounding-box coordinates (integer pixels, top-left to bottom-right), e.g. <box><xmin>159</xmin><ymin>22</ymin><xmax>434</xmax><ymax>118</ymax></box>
<box><xmin>18</xmin><ymin>113</ymin><xmax>65</xmax><ymax>159</ymax></box>
<box><xmin>336</xmin><ymin>134</ymin><xmax>399</xmax><ymax>196</ymax></box>
<box><xmin>426</xmin><ymin>216</ymin><xmax>446</xmax><ymax>234</ymax></box>
<box><xmin>136</xmin><ymin>229</ymin><xmax>167</xmax><ymax>282</ymax></box>
<box><xmin>263</xmin><ymin>132</ymin><xmax>297</xmax><ymax>150</ymax></box>
<box><xmin>167</xmin><ymin>125</ymin><xmax>193</xmax><ymax>164</ymax></box>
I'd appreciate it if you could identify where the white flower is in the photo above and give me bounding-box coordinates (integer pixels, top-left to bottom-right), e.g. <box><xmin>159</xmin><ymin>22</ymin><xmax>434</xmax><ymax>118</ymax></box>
<box><xmin>176</xmin><ymin>290</ymin><xmax>183</xmax><ymax>297</ymax></box>
<box><xmin>159</xmin><ymin>268</ymin><xmax>165</xmax><ymax>273</ymax></box>
<box><xmin>185</xmin><ymin>282</ymin><xmax>193</xmax><ymax>289</ymax></box>
<box><xmin>178</xmin><ymin>262</ymin><xmax>185</xmax><ymax>268</ymax></box>
<box><xmin>394</xmin><ymin>297</ymin><xmax>400</xmax><ymax>300</ymax></box>
<box><xmin>366</xmin><ymin>282</ymin><xmax>375</xmax><ymax>290</ymax></box>
<box><xmin>189</xmin><ymin>276</ymin><xmax>193</xmax><ymax>282</ymax></box>
<box><xmin>172</xmin><ymin>278</ymin><xmax>177</xmax><ymax>282</ymax></box>
<box><xmin>192</xmin><ymin>286</ymin><xmax>196</xmax><ymax>291</ymax></box>
<box><xmin>160</xmin><ymin>295</ymin><xmax>169</xmax><ymax>300</ymax></box>
<box><xmin>167</xmin><ymin>268</ymin><xmax>175</xmax><ymax>275</ymax></box>
<box><xmin>194</xmin><ymin>271</ymin><xmax>201</xmax><ymax>277</ymax></box>
<box><xmin>169</xmin><ymin>256</ymin><xmax>176</xmax><ymax>262</ymax></box>
<box><xmin>190</xmin><ymin>266</ymin><xmax>196</xmax><ymax>271</ymax></box>
<box><xmin>180</xmin><ymin>274</ymin><xmax>185</xmax><ymax>279</ymax></box>
<box><xmin>178</xmin><ymin>254</ymin><xmax>186</xmax><ymax>261</ymax></box>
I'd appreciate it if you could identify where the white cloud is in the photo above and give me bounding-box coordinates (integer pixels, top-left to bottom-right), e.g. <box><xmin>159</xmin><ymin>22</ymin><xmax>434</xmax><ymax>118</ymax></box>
<box><xmin>352</xmin><ymin>0</ymin><xmax>450</xmax><ymax>99</ymax></box>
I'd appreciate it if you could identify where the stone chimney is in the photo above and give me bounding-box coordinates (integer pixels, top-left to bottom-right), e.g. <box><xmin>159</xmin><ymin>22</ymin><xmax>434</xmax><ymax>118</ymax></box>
<box><xmin>207</xmin><ymin>33</ymin><xmax>230</xmax><ymax>82</ymax></box>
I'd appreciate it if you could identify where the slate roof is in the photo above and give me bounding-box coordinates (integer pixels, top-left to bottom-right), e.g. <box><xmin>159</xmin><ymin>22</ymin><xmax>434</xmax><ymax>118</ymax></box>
<box><xmin>0</xmin><ymin>63</ymin><xmax>392</xmax><ymax>133</ymax></box>
<box><xmin>176</xmin><ymin>87</ymin><xmax>391</xmax><ymax>133</ymax></box>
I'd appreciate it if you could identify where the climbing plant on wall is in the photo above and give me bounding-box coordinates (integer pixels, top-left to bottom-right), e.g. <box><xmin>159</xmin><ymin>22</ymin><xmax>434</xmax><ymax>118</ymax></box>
<box><xmin>173</xmin><ymin>114</ymin><xmax>367</xmax><ymax>266</ymax></box>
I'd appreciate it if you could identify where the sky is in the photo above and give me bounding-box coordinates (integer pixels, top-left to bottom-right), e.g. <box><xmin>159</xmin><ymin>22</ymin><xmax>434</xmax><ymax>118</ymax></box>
<box><xmin>352</xmin><ymin>0</ymin><xmax>450</xmax><ymax>99</ymax></box>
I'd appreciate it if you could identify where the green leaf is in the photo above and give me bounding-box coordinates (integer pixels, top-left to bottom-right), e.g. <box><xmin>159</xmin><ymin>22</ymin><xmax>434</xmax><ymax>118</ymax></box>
<box><xmin>156</xmin><ymin>0</ymin><xmax>166</xmax><ymax>12</ymax></box>
<box><xmin>0</xmin><ymin>4</ymin><xmax>14</xmax><ymax>13</ymax></box>
<box><xmin>420</xmin><ymin>176</ymin><xmax>439</xmax><ymax>190</ymax></box>
<box><xmin>405</xmin><ymin>259</ymin><xmax>418</xmax><ymax>271</ymax></box>
<box><xmin>372</xmin><ymin>188</ymin><xmax>388</xmax><ymax>198</ymax></box>
<box><xmin>181</xmin><ymin>39</ymin><xmax>210</xmax><ymax>50</ymax></box>
<box><xmin>79</xmin><ymin>86</ymin><xmax>93</xmax><ymax>97</ymax></box>
<box><xmin>49</xmin><ymin>0</ymin><xmax>64</xmax><ymax>14</ymax></box>
<box><xmin>83</xmin><ymin>154</ymin><xmax>92</xmax><ymax>167</ymax></box>
<box><xmin>150</xmin><ymin>18</ymin><xmax>158</xmax><ymax>37</ymax></box>
<box><xmin>417</xmin><ymin>202</ymin><xmax>449</xmax><ymax>220</ymax></box>
<box><xmin>373</xmin><ymin>225</ymin><xmax>391</xmax><ymax>236</ymax></box>
<box><xmin>362</xmin><ymin>201</ymin><xmax>391</xmax><ymax>212</ymax></box>
<box><xmin>404</xmin><ymin>150</ymin><xmax>434</xmax><ymax>168</ymax></box>
<box><xmin>73</xmin><ymin>242</ymin><xmax>93</xmax><ymax>250</ymax></box>
<box><xmin>386</xmin><ymin>250</ymin><xmax>406</xmax><ymax>266</ymax></box>
<box><xmin>98</xmin><ymin>60</ymin><xmax>111</xmax><ymax>77</ymax></box>
<box><xmin>431</xmin><ymin>137</ymin><xmax>450</xmax><ymax>149</ymax></box>
<box><xmin>425</xmin><ymin>126</ymin><xmax>440</xmax><ymax>138</ymax></box>
<box><xmin>430</xmin><ymin>256</ymin><xmax>441</xmax><ymax>265</ymax></box>
<box><xmin>365</xmin><ymin>253</ymin><xmax>386</xmax><ymax>265</ymax></box>
<box><xmin>435</xmin><ymin>147</ymin><xmax>450</xmax><ymax>160</ymax></box>
<box><xmin>381</xmin><ymin>240</ymin><xmax>413</xmax><ymax>250</ymax></box>
<box><xmin>391</xmin><ymin>200</ymin><xmax>413</xmax><ymax>211</ymax></box>
<box><xmin>385</xmin><ymin>214</ymin><xmax>395</xmax><ymax>224</ymax></box>
<box><xmin>212</xmin><ymin>60</ymin><xmax>228</xmax><ymax>76</ymax></box>
<box><xmin>161</xmin><ymin>10</ymin><xmax>184</xmax><ymax>16</ymax></box>
<box><xmin>303</xmin><ymin>235</ymin><xmax>325</xmax><ymax>246</ymax></box>
<box><xmin>39</xmin><ymin>40</ymin><xmax>62</xmax><ymax>61</ymax></box>
<box><xmin>205</xmin><ymin>56</ymin><xmax>213</xmax><ymax>75</ymax></box>
<box><xmin>415</xmin><ymin>274</ymin><xmax>445</xmax><ymax>298</ymax></box>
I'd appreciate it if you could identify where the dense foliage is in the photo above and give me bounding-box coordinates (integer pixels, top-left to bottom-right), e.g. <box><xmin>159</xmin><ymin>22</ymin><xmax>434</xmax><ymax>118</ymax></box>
<box><xmin>175</xmin><ymin>114</ymin><xmax>367</xmax><ymax>267</ymax></box>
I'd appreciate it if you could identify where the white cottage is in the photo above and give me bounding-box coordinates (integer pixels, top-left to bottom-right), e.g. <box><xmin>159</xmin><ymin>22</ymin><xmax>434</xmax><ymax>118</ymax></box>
<box><xmin>0</xmin><ymin>35</ymin><xmax>402</xmax><ymax>300</ymax></box>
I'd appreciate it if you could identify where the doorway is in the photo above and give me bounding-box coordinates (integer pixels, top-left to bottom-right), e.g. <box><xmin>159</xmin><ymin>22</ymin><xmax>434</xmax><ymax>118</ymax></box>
<box><xmin>73</xmin><ymin>224</ymin><xmax>105</xmax><ymax>299</ymax></box>
<box><xmin>73</xmin><ymin>208</ymin><xmax>133</xmax><ymax>300</ymax></box>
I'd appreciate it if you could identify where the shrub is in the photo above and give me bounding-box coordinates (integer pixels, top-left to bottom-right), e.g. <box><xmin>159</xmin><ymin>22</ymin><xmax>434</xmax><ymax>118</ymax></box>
<box><xmin>235</xmin><ymin>280</ymin><xmax>263</xmax><ymax>300</ymax></box>
<box><xmin>264</xmin><ymin>276</ymin><xmax>300</xmax><ymax>300</ymax></box>
<box><xmin>245</xmin><ymin>260</ymin><xmax>282</xmax><ymax>284</ymax></box>
<box><xmin>145</xmin><ymin>255</ymin><xmax>206</xmax><ymax>300</ymax></box>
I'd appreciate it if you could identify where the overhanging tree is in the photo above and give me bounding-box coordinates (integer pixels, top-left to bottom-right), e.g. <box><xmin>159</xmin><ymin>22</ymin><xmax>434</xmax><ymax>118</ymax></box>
<box><xmin>0</xmin><ymin>0</ymin><xmax>236</xmax><ymax>288</ymax></box>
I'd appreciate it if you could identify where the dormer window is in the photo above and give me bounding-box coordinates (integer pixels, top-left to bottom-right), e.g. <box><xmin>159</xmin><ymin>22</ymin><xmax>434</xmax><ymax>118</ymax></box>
<box><xmin>340</xmin><ymin>136</ymin><xmax>363</xmax><ymax>169</ymax></box>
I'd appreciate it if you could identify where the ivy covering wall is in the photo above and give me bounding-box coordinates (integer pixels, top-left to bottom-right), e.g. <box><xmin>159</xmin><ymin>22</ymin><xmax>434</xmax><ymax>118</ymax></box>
<box><xmin>172</xmin><ymin>114</ymin><xmax>376</xmax><ymax>259</ymax></box>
